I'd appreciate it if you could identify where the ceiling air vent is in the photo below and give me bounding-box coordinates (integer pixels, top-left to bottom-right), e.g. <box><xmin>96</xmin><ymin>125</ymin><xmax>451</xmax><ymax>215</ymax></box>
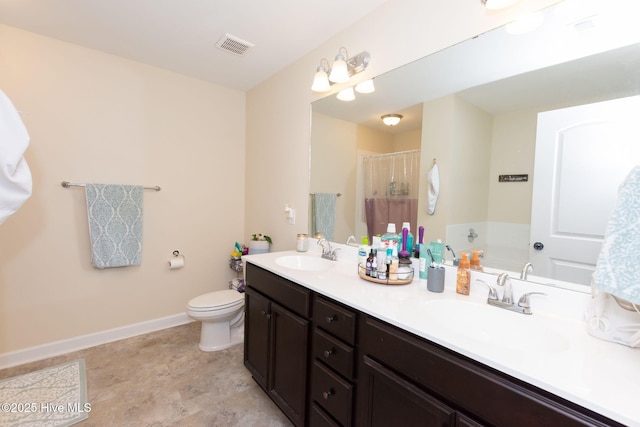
<box><xmin>216</xmin><ymin>33</ymin><xmax>255</xmax><ymax>57</ymax></box>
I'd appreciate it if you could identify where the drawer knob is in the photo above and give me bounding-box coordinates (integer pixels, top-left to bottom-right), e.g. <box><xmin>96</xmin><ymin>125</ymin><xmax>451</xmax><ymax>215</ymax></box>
<box><xmin>260</xmin><ymin>310</ymin><xmax>271</xmax><ymax>319</ymax></box>
<box><xmin>322</xmin><ymin>389</ymin><xmax>335</xmax><ymax>400</ymax></box>
<box><xmin>326</xmin><ymin>315</ymin><xmax>337</xmax><ymax>323</ymax></box>
<box><xmin>323</xmin><ymin>348</ymin><xmax>335</xmax><ymax>358</ymax></box>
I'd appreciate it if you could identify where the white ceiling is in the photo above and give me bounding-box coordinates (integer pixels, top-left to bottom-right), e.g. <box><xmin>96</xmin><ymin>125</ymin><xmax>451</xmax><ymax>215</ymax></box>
<box><xmin>0</xmin><ymin>0</ymin><xmax>389</xmax><ymax>91</ymax></box>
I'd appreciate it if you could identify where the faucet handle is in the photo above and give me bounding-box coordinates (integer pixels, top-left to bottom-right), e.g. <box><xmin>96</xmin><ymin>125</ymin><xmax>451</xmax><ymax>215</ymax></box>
<box><xmin>517</xmin><ymin>292</ymin><xmax>546</xmax><ymax>309</ymax></box>
<box><xmin>475</xmin><ymin>279</ymin><xmax>498</xmax><ymax>301</ymax></box>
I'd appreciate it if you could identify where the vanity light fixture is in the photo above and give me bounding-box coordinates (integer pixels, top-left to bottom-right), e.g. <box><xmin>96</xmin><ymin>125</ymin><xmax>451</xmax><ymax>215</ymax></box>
<box><xmin>311</xmin><ymin>47</ymin><xmax>371</xmax><ymax>93</ymax></box>
<box><xmin>337</xmin><ymin>87</ymin><xmax>356</xmax><ymax>102</ymax></box>
<box><xmin>311</xmin><ymin>59</ymin><xmax>331</xmax><ymax>92</ymax></box>
<box><xmin>482</xmin><ymin>0</ymin><xmax>521</xmax><ymax>10</ymax></box>
<box><xmin>381</xmin><ymin>114</ymin><xmax>403</xmax><ymax>126</ymax></box>
<box><xmin>355</xmin><ymin>79</ymin><xmax>375</xmax><ymax>94</ymax></box>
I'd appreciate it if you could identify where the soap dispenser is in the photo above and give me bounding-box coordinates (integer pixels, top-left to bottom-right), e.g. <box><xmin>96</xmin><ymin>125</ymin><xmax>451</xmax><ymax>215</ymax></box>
<box><xmin>470</xmin><ymin>250</ymin><xmax>484</xmax><ymax>271</ymax></box>
<box><xmin>456</xmin><ymin>252</ymin><xmax>471</xmax><ymax>295</ymax></box>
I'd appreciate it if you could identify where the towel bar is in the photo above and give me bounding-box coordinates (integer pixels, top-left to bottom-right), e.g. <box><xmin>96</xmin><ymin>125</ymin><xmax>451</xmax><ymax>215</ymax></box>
<box><xmin>61</xmin><ymin>181</ymin><xmax>161</xmax><ymax>191</ymax></box>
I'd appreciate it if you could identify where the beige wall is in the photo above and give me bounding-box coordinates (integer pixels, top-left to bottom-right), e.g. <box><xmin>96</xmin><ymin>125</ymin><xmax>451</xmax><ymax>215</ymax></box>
<box><xmin>0</xmin><ymin>25</ymin><xmax>245</xmax><ymax>353</ymax></box>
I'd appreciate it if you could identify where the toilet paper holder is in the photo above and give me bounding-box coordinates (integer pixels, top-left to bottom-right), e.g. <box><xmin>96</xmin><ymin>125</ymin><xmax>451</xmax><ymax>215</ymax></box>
<box><xmin>169</xmin><ymin>250</ymin><xmax>185</xmax><ymax>270</ymax></box>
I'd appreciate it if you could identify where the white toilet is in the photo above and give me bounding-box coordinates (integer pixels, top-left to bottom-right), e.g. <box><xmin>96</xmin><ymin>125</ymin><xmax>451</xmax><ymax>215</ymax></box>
<box><xmin>186</xmin><ymin>289</ymin><xmax>245</xmax><ymax>352</ymax></box>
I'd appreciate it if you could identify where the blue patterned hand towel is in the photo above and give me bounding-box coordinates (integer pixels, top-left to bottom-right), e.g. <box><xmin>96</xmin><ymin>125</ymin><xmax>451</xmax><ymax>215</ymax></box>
<box><xmin>85</xmin><ymin>184</ymin><xmax>143</xmax><ymax>268</ymax></box>
<box><xmin>594</xmin><ymin>166</ymin><xmax>640</xmax><ymax>304</ymax></box>
<box><xmin>313</xmin><ymin>193</ymin><xmax>337</xmax><ymax>241</ymax></box>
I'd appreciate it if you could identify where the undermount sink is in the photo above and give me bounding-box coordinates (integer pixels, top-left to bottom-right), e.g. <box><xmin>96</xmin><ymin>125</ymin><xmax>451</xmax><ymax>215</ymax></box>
<box><xmin>275</xmin><ymin>255</ymin><xmax>333</xmax><ymax>272</ymax></box>
<box><xmin>423</xmin><ymin>299</ymin><xmax>570</xmax><ymax>354</ymax></box>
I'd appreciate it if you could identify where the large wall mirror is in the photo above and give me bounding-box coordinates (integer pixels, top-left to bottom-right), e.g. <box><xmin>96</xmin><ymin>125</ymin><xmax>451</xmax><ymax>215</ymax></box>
<box><xmin>310</xmin><ymin>1</ymin><xmax>640</xmax><ymax>287</ymax></box>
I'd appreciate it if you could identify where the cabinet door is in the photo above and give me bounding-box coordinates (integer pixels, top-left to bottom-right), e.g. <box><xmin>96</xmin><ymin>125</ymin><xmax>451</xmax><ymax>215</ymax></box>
<box><xmin>269</xmin><ymin>302</ymin><xmax>310</xmax><ymax>426</ymax></box>
<box><xmin>358</xmin><ymin>355</ymin><xmax>455</xmax><ymax>427</ymax></box>
<box><xmin>244</xmin><ymin>287</ymin><xmax>271</xmax><ymax>390</ymax></box>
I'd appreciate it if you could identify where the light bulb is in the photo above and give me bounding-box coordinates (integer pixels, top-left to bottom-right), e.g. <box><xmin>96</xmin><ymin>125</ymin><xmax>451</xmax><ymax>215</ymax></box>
<box><xmin>337</xmin><ymin>87</ymin><xmax>355</xmax><ymax>101</ymax></box>
<box><xmin>355</xmin><ymin>79</ymin><xmax>375</xmax><ymax>93</ymax></box>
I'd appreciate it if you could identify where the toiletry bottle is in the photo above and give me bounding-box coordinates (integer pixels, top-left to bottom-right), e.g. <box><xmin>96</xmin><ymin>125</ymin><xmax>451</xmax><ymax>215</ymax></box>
<box><xmin>376</xmin><ymin>247</ymin><xmax>387</xmax><ymax>280</ymax></box>
<box><xmin>414</xmin><ymin>226</ymin><xmax>424</xmax><ymax>258</ymax></box>
<box><xmin>429</xmin><ymin>240</ymin><xmax>445</xmax><ymax>266</ymax></box>
<box><xmin>365</xmin><ymin>249</ymin><xmax>375</xmax><ymax>276</ymax></box>
<box><xmin>399</xmin><ymin>222</ymin><xmax>414</xmax><ymax>257</ymax></box>
<box><xmin>358</xmin><ymin>236</ymin><xmax>370</xmax><ymax>266</ymax></box>
<box><xmin>470</xmin><ymin>250</ymin><xmax>484</xmax><ymax>271</ymax></box>
<box><xmin>370</xmin><ymin>248</ymin><xmax>378</xmax><ymax>278</ymax></box>
<box><xmin>456</xmin><ymin>252</ymin><xmax>471</xmax><ymax>295</ymax></box>
<box><xmin>389</xmin><ymin>247</ymin><xmax>399</xmax><ymax>281</ymax></box>
<box><xmin>419</xmin><ymin>243</ymin><xmax>428</xmax><ymax>279</ymax></box>
<box><xmin>381</xmin><ymin>223</ymin><xmax>399</xmax><ymax>252</ymax></box>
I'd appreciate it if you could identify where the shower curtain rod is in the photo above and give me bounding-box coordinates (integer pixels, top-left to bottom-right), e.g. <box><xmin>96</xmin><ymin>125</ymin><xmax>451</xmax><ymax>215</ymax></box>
<box><xmin>363</xmin><ymin>149</ymin><xmax>420</xmax><ymax>160</ymax></box>
<box><xmin>61</xmin><ymin>181</ymin><xmax>161</xmax><ymax>191</ymax></box>
<box><xmin>309</xmin><ymin>192</ymin><xmax>341</xmax><ymax>197</ymax></box>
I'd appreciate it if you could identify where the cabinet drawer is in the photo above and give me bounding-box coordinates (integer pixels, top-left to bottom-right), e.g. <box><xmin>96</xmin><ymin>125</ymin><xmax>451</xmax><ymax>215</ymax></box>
<box><xmin>311</xmin><ymin>360</ymin><xmax>353</xmax><ymax>426</ymax></box>
<box><xmin>313</xmin><ymin>329</ymin><xmax>354</xmax><ymax>380</ymax></box>
<box><xmin>360</xmin><ymin>315</ymin><xmax>619</xmax><ymax>427</ymax></box>
<box><xmin>246</xmin><ymin>263</ymin><xmax>311</xmax><ymax>317</ymax></box>
<box><xmin>314</xmin><ymin>297</ymin><xmax>356</xmax><ymax>344</ymax></box>
<box><xmin>309</xmin><ymin>403</ymin><xmax>341</xmax><ymax>427</ymax></box>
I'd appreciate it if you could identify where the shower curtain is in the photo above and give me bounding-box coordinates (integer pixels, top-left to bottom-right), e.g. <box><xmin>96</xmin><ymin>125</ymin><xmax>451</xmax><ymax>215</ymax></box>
<box><xmin>363</xmin><ymin>150</ymin><xmax>420</xmax><ymax>239</ymax></box>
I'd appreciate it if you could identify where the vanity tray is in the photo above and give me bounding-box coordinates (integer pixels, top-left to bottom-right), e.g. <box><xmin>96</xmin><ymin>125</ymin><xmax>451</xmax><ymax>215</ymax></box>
<box><xmin>358</xmin><ymin>263</ymin><xmax>414</xmax><ymax>285</ymax></box>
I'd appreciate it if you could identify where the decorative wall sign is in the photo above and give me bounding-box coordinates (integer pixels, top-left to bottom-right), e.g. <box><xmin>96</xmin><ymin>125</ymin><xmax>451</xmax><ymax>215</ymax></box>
<box><xmin>498</xmin><ymin>174</ymin><xmax>529</xmax><ymax>182</ymax></box>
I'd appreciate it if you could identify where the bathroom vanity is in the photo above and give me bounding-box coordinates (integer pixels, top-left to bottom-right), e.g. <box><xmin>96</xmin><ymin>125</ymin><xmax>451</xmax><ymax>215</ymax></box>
<box><xmin>243</xmin><ymin>249</ymin><xmax>638</xmax><ymax>427</ymax></box>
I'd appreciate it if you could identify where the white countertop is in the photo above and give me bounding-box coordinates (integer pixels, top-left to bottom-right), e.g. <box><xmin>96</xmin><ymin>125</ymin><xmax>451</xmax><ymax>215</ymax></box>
<box><xmin>243</xmin><ymin>245</ymin><xmax>640</xmax><ymax>426</ymax></box>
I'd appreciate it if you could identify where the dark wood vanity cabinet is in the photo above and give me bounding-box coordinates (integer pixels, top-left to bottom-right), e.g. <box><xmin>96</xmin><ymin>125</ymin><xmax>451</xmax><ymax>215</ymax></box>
<box><xmin>357</xmin><ymin>314</ymin><xmax>622</xmax><ymax>427</ymax></box>
<box><xmin>244</xmin><ymin>263</ymin><xmax>622</xmax><ymax>427</ymax></box>
<box><xmin>244</xmin><ymin>264</ymin><xmax>311</xmax><ymax>427</ymax></box>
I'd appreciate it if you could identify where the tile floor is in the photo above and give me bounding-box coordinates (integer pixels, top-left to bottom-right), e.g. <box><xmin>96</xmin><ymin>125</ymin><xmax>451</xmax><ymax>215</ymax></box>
<box><xmin>0</xmin><ymin>322</ymin><xmax>292</xmax><ymax>426</ymax></box>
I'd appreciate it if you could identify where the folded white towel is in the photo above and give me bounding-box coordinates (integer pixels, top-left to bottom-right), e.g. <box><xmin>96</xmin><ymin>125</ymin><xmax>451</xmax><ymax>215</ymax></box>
<box><xmin>593</xmin><ymin>166</ymin><xmax>640</xmax><ymax>305</ymax></box>
<box><xmin>426</xmin><ymin>163</ymin><xmax>440</xmax><ymax>215</ymax></box>
<box><xmin>0</xmin><ymin>89</ymin><xmax>32</xmax><ymax>224</ymax></box>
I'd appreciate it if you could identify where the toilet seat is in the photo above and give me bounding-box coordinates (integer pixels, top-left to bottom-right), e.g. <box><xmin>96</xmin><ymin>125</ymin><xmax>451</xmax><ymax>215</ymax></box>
<box><xmin>187</xmin><ymin>290</ymin><xmax>244</xmax><ymax>312</ymax></box>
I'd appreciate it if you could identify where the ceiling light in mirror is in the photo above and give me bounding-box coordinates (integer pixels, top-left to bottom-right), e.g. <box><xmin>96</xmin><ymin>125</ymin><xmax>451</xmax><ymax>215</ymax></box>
<box><xmin>381</xmin><ymin>114</ymin><xmax>403</xmax><ymax>126</ymax></box>
<box><xmin>355</xmin><ymin>79</ymin><xmax>375</xmax><ymax>93</ymax></box>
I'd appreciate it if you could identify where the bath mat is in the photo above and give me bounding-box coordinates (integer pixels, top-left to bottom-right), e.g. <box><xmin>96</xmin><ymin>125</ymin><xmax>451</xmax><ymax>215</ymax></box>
<box><xmin>0</xmin><ymin>359</ymin><xmax>89</xmax><ymax>427</ymax></box>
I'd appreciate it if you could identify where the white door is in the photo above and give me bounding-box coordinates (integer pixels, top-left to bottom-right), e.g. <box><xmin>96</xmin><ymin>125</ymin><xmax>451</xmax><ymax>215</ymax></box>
<box><xmin>530</xmin><ymin>95</ymin><xmax>640</xmax><ymax>285</ymax></box>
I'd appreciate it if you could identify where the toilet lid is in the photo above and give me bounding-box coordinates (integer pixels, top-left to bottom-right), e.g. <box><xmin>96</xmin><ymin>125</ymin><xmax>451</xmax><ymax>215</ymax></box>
<box><xmin>188</xmin><ymin>289</ymin><xmax>244</xmax><ymax>311</ymax></box>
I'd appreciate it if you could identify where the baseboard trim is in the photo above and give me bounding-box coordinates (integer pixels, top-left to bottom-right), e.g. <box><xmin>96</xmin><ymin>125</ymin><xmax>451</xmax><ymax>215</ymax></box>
<box><xmin>0</xmin><ymin>313</ymin><xmax>193</xmax><ymax>370</ymax></box>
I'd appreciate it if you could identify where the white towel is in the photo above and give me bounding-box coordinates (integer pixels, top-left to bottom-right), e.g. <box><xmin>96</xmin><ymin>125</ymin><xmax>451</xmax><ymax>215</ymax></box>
<box><xmin>0</xmin><ymin>89</ymin><xmax>32</xmax><ymax>224</ymax></box>
<box><xmin>86</xmin><ymin>184</ymin><xmax>144</xmax><ymax>268</ymax></box>
<box><xmin>426</xmin><ymin>163</ymin><xmax>440</xmax><ymax>215</ymax></box>
<box><xmin>593</xmin><ymin>166</ymin><xmax>640</xmax><ymax>305</ymax></box>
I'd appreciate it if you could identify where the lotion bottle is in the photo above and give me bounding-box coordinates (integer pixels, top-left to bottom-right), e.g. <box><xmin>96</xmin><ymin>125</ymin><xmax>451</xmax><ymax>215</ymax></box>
<box><xmin>456</xmin><ymin>252</ymin><xmax>471</xmax><ymax>295</ymax></box>
<box><xmin>358</xmin><ymin>236</ymin><xmax>370</xmax><ymax>266</ymax></box>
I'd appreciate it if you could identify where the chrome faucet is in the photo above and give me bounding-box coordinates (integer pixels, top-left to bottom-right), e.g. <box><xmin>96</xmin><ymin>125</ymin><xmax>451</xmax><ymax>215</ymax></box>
<box><xmin>497</xmin><ymin>273</ymin><xmax>513</xmax><ymax>304</ymax></box>
<box><xmin>445</xmin><ymin>245</ymin><xmax>459</xmax><ymax>266</ymax></box>
<box><xmin>317</xmin><ymin>239</ymin><xmax>340</xmax><ymax>261</ymax></box>
<box><xmin>520</xmin><ymin>262</ymin><xmax>534</xmax><ymax>280</ymax></box>
<box><xmin>484</xmin><ymin>273</ymin><xmax>546</xmax><ymax>315</ymax></box>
